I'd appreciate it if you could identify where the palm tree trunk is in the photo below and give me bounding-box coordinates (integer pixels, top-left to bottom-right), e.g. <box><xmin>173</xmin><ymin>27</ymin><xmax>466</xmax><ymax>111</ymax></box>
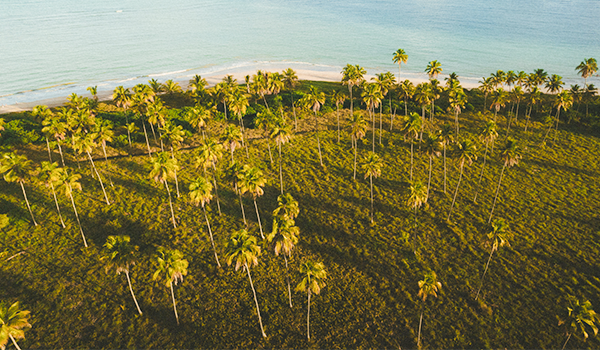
<box><xmin>125</xmin><ymin>270</ymin><xmax>143</xmax><ymax>315</ymax></box>
<box><xmin>315</xmin><ymin>112</ymin><xmax>323</xmax><ymax>166</ymax></box>
<box><xmin>149</xmin><ymin>121</ymin><xmax>157</xmax><ymax>142</ymax></box>
<box><xmin>68</xmin><ymin>189</ymin><xmax>87</xmax><ymax>248</ymax></box>
<box><xmin>239</xmin><ymin>191</ymin><xmax>247</xmax><ymax>225</ymax></box>
<box><xmin>211</xmin><ymin>164</ymin><xmax>222</xmax><ymax>215</ymax></box>
<box><xmin>278</xmin><ymin>141</ymin><xmax>284</xmax><ymax>195</ymax></box>
<box><xmin>370</xmin><ymin>175</ymin><xmax>374</xmax><ymax>223</ymax></box>
<box><xmin>262</xmin><ymin>95</ymin><xmax>270</xmax><ymax>112</ymax></box>
<box><xmin>284</xmin><ymin>255</ymin><xmax>292</xmax><ymax>308</ymax></box>
<box><xmin>427</xmin><ymin>157</ymin><xmax>433</xmax><ymax>198</ymax></box>
<box><xmin>371</xmin><ymin>108</ymin><xmax>376</xmax><ymax>152</ymax></box>
<box><xmin>336</xmin><ymin>104</ymin><xmax>341</xmax><ymax>143</ymax></box>
<box><xmin>102</xmin><ymin>142</ymin><xmax>114</xmax><ymax>187</ymax></box>
<box><xmin>253</xmin><ymin>199</ymin><xmax>264</xmax><ymax>239</ymax></box>
<box><xmin>57</xmin><ymin>139</ymin><xmax>66</xmax><ymax>166</ymax></box>
<box><xmin>473</xmin><ymin>143</ymin><xmax>489</xmax><ymax>203</ymax></box>
<box><xmin>87</xmin><ymin>152</ymin><xmax>110</xmax><ymax>205</ymax></box>
<box><xmin>171</xmin><ymin>149</ymin><xmax>180</xmax><ymax>198</ymax></box>
<box><xmin>19</xmin><ymin>181</ymin><xmax>37</xmax><ymax>226</ymax></box>
<box><xmin>413</xmin><ymin>205</ymin><xmax>418</xmax><ymax>251</ymax></box>
<box><xmin>443</xmin><ymin>143</ymin><xmax>447</xmax><ymax>193</ymax></box>
<box><xmin>447</xmin><ymin>165</ymin><xmax>464</xmax><ymax>221</ymax></box>
<box><xmin>46</xmin><ymin>137</ymin><xmax>53</xmax><ymax>162</ymax></box>
<box><xmin>266</xmin><ymin>136</ymin><xmax>273</xmax><ymax>165</ymax></box>
<box><xmin>50</xmin><ymin>183</ymin><xmax>66</xmax><ymax>228</ymax></box>
<box><xmin>170</xmin><ymin>281</ymin><xmax>180</xmax><ymax>325</ymax></box>
<box><xmin>245</xmin><ymin>263</ymin><xmax>267</xmax><ymax>337</ymax></box>
<box><xmin>353</xmin><ymin>138</ymin><xmax>358</xmax><ymax>180</ymax></box>
<box><xmin>203</xmin><ymin>205</ymin><xmax>221</xmax><ymax>267</ymax></box>
<box><xmin>141</xmin><ymin>120</ymin><xmax>152</xmax><ymax>157</ymax></box>
<box><xmin>561</xmin><ymin>333</ymin><xmax>572</xmax><ymax>350</ymax></box>
<box><xmin>307</xmin><ymin>289</ymin><xmax>312</xmax><ymax>340</ymax></box>
<box><xmin>292</xmin><ymin>93</ymin><xmax>297</xmax><ymax>130</ymax></box>
<box><xmin>455</xmin><ymin>110</ymin><xmax>459</xmax><ymax>135</ymax></box>
<box><xmin>410</xmin><ymin>140</ymin><xmax>414</xmax><ymax>181</ymax></box>
<box><xmin>488</xmin><ymin>165</ymin><xmax>506</xmax><ymax>223</ymax></box>
<box><xmin>404</xmin><ymin>96</ymin><xmax>408</xmax><ymax>116</ymax></box>
<box><xmin>417</xmin><ymin>309</ymin><xmax>424</xmax><ymax>348</ymax></box>
<box><xmin>553</xmin><ymin>106</ymin><xmax>562</xmax><ymax>142</ymax></box>
<box><xmin>475</xmin><ymin>248</ymin><xmax>495</xmax><ymax>300</ymax></box>
<box><xmin>126</xmin><ymin>113</ymin><xmax>132</xmax><ymax>147</ymax></box>
<box><xmin>420</xmin><ymin>106</ymin><xmax>425</xmax><ymax>142</ymax></box>
<box><xmin>379</xmin><ymin>105</ymin><xmax>383</xmax><ymax>145</ymax></box>
<box><xmin>349</xmin><ymin>85</ymin><xmax>353</xmax><ymax>116</ymax></box>
<box><xmin>9</xmin><ymin>334</ymin><xmax>22</xmax><ymax>350</ymax></box>
<box><xmin>164</xmin><ymin>181</ymin><xmax>177</xmax><ymax>228</ymax></box>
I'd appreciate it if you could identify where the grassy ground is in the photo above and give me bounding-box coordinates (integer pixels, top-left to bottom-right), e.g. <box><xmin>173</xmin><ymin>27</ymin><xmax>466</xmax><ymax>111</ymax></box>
<box><xmin>1</xmin><ymin>84</ymin><xmax>600</xmax><ymax>348</ymax></box>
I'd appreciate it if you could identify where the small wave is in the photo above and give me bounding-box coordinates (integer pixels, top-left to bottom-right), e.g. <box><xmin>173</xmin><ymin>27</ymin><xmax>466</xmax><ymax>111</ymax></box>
<box><xmin>148</xmin><ymin>68</ymin><xmax>193</xmax><ymax>78</ymax></box>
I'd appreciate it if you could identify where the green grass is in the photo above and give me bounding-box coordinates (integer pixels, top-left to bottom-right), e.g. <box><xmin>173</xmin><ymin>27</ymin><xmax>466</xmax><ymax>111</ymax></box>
<box><xmin>1</xmin><ymin>86</ymin><xmax>600</xmax><ymax>348</ymax></box>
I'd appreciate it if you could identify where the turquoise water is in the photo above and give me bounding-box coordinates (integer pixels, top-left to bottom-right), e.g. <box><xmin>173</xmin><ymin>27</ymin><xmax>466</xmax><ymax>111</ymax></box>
<box><xmin>1</xmin><ymin>0</ymin><xmax>599</xmax><ymax>105</ymax></box>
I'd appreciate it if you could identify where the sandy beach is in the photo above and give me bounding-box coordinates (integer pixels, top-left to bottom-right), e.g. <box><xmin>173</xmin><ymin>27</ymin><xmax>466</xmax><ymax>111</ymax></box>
<box><xmin>0</xmin><ymin>67</ymin><xmax>477</xmax><ymax>115</ymax></box>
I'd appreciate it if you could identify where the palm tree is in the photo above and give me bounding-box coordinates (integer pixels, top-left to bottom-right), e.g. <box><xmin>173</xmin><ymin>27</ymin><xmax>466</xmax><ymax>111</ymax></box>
<box><xmin>414</xmin><ymin>83</ymin><xmax>432</xmax><ymax>130</ymax></box>
<box><xmin>473</xmin><ymin>121</ymin><xmax>498</xmax><ymax>203</ymax></box>
<box><xmin>407</xmin><ymin>180</ymin><xmax>428</xmax><ymax>250</ymax></box>
<box><xmin>361</xmin><ymin>83</ymin><xmax>383</xmax><ymax>152</ymax></box>
<box><xmin>423</xmin><ymin>133</ymin><xmax>441</xmax><ymax>198</ymax></box>
<box><xmin>332</xmin><ymin>90</ymin><xmax>347</xmax><ymax>142</ymax></box>
<box><xmin>229</xmin><ymin>89</ymin><xmax>251</xmax><ymax>158</ymax></box>
<box><xmin>255</xmin><ymin>111</ymin><xmax>277</xmax><ymax>165</ymax></box>
<box><xmin>559</xmin><ymin>296</ymin><xmax>600</xmax><ymax>350</ymax></box>
<box><xmin>490</xmin><ymin>88</ymin><xmax>509</xmax><ymax>123</ymax></box>
<box><xmin>506</xmin><ymin>86</ymin><xmax>524</xmax><ymax>137</ymax></box>
<box><xmin>267</xmin><ymin>216</ymin><xmax>299</xmax><ymax>308</ymax></box>
<box><xmin>417</xmin><ymin>271</ymin><xmax>442</xmax><ymax>348</ymax></box>
<box><xmin>478</xmin><ymin>77</ymin><xmax>494</xmax><ymax>111</ymax></box>
<box><xmin>185</xmin><ymin>105</ymin><xmax>211</xmax><ymax>140</ymax></box>
<box><xmin>93</xmin><ymin>119</ymin><xmax>115</xmax><ymax>187</ymax></box>
<box><xmin>524</xmin><ymin>86</ymin><xmax>542</xmax><ymax>133</ymax></box>
<box><xmin>398</xmin><ymin>79</ymin><xmax>415</xmax><ymax>119</ymax></box>
<box><xmin>490</xmin><ymin>70</ymin><xmax>506</xmax><ymax>89</ymax></box>
<box><xmin>54</xmin><ymin>167</ymin><xmax>87</xmax><ymax>246</ymax></box>
<box><xmin>299</xmin><ymin>86</ymin><xmax>326</xmax><ymax>166</ymax></box>
<box><xmin>428</xmin><ymin>79</ymin><xmax>442</xmax><ymax>121</ymax></box>
<box><xmin>189</xmin><ymin>176</ymin><xmax>221</xmax><ymax>267</ymax></box>
<box><xmin>188</xmin><ymin>74</ymin><xmax>208</xmax><ymax>96</ymax></box>
<box><xmin>0</xmin><ymin>301</ymin><xmax>31</xmax><ymax>350</ymax></box>
<box><xmin>37</xmin><ymin>161</ymin><xmax>66</xmax><ymax>228</ymax></box>
<box><xmin>296</xmin><ymin>260</ymin><xmax>327</xmax><ymax>341</ymax></box>
<box><xmin>226</xmin><ymin>162</ymin><xmax>247</xmax><ymax>225</ymax></box>
<box><xmin>448</xmin><ymin>86</ymin><xmax>467</xmax><ymax>135</ymax></box>
<box><xmin>0</xmin><ymin>153</ymin><xmax>37</xmax><ymax>226</ymax></box>
<box><xmin>551</xmin><ymin>91</ymin><xmax>573</xmax><ymax>142</ymax></box>
<box><xmin>102</xmin><ymin>235</ymin><xmax>143</xmax><ymax>315</ymax></box>
<box><xmin>220</xmin><ymin>125</ymin><xmax>243</xmax><ymax>163</ymax></box>
<box><xmin>225</xmin><ymin>229</ymin><xmax>267</xmax><ymax>338</ymax></box>
<box><xmin>196</xmin><ymin>138</ymin><xmax>224</xmax><ymax>215</ymax></box>
<box><xmin>72</xmin><ymin>134</ymin><xmax>110</xmax><ymax>205</ymax></box>
<box><xmin>164</xmin><ymin>80</ymin><xmax>182</xmax><ymax>95</ymax></box>
<box><xmin>425</xmin><ymin>60</ymin><xmax>442</xmax><ymax>80</ymax></box>
<box><xmin>447</xmin><ymin>139</ymin><xmax>477</xmax><ymax>221</ymax></box>
<box><xmin>488</xmin><ymin>139</ymin><xmax>521</xmax><ymax>223</ymax></box>
<box><xmin>152</xmin><ymin>247</ymin><xmax>188</xmax><ymax>325</ymax></box>
<box><xmin>149</xmin><ymin>152</ymin><xmax>179</xmax><ymax>228</ymax></box>
<box><xmin>341</xmin><ymin>64</ymin><xmax>366</xmax><ymax>116</ymax></box>
<box><xmin>160</xmin><ymin>122</ymin><xmax>185</xmax><ymax>197</ymax></box>
<box><xmin>475</xmin><ymin>219</ymin><xmax>510</xmax><ymax>300</ymax></box>
<box><xmin>362</xmin><ymin>152</ymin><xmax>383</xmax><ymax>223</ymax></box>
<box><xmin>32</xmin><ymin>105</ymin><xmax>55</xmax><ymax>162</ymax></box>
<box><xmin>372</xmin><ymin>73</ymin><xmax>395</xmax><ymax>144</ymax></box>
<box><xmin>238</xmin><ymin>165</ymin><xmax>267</xmax><ymax>239</ymax></box>
<box><xmin>273</xmin><ymin>192</ymin><xmax>300</xmax><ymax>220</ymax></box>
<box><xmin>149</xmin><ymin>79</ymin><xmax>164</xmax><ymax>95</ymax></box>
<box><xmin>87</xmin><ymin>85</ymin><xmax>98</xmax><ymax>101</ymax></box>
<box><xmin>271</xmin><ymin>121</ymin><xmax>293</xmax><ymax>194</ymax></box>
<box><xmin>546</xmin><ymin>74</ymin><xmax>564</xmax><ymax>95</ymax></box>
<box><xmin>41</xmin><ymin>110</ymin><xmax>68</xmax><ymax>166</ymax></box>
<box><xmin>349</xmin><ymin>113</ymin><xmax>368</xmax><ymax>180</ymax></box>
<box><xmin>583</xmin><ymin>84</ymin><xmax>598</xmax><ymax>119</ymax></box>
<box><xmin>113</xmin><ymin>86</ymin><xmax>133</xmax><ymax>146</ymax></box>
<box><xmin>393</xmin><ymin>48</ymin><xmax>408</xmax><ymax>80</ymax></box>
<box><xmin>401</xmin><ymin>112</ymin><xmax>423</xmax><ymax>181</ymax></box>
<box><xmin>437</xmin><ymin>124</ymin><xmax>453</xmax><ymax>194</ymax></box>
<box><xmin>250</xmin><ymin>71</ymin><xmax>270</xmax><ymax>111</ymax></box>
<box><xmin>282</xmin><ymin>68</ymin><xmax>299</xmax><ymax>129</ymax></box>
<box><xmin>576</xmin><ymin>58</ymin><xmax>598</xmax><ymax>89</ymax></box>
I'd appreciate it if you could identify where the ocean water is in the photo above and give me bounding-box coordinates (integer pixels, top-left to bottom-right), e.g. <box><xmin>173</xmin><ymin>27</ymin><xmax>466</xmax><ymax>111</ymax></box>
<box><xmin>1</xmin><ymin>0</ymin><xmax>599</xmax><ymax>106</ymax></box>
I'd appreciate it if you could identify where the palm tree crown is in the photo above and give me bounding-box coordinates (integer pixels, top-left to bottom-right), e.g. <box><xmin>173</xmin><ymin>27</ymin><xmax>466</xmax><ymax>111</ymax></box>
<box><xmin>0</xmin><ymin>301</ymin><xmax>31</xmax><ymax>350</ymax></box>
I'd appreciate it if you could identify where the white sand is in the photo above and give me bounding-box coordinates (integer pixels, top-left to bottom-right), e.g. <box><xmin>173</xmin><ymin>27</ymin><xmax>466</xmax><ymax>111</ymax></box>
<box><xmin>0</xmin><ymin>68</ymin><xmax>479</xmax><ymax>114</ymax></box>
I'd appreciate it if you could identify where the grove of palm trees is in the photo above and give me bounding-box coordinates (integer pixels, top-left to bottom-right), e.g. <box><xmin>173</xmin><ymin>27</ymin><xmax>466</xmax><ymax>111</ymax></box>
<box><xmin>1</xmin><ymin>56</ymin><xmax>600</xmax><ymax>348</ymax></box>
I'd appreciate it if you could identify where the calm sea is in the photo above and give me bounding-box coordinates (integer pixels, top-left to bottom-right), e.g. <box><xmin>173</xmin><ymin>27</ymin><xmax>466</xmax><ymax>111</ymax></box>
<box><xmin>1</xmin><ymin>0</ymin><xmax>599</xmax><ymax>106</ymax></box>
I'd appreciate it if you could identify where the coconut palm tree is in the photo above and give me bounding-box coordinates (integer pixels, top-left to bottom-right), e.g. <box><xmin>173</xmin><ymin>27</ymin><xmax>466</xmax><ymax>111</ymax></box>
<box><xmin>490</xmin><ymin>70</ymin><xmax>506</xmax><ymax>89</ymax></box>
<box><xmin>428</xmin><ymin>79</ymin><xmax>442</xmax><ymax>121</ymax></box>
<box><xmin>149</xmin><ymin>79</ymin><xmax>165</xmax><ymax>95</ymax></box>
<box><xmin>551</xmin><ymin>91</ymin><xmax>573</xmax><ymax>142</ymax></box>
<box><xmin>189</xmin><ymin>176</ymin><xmax>221</xmax><ymax>267</ymax></box>
<box><xmin>488</xmin><ymin>139</ymin><xmax>521</xmax><ymax>223</ymax></box>
<box><xmin>43</xmin><ymin>109</ymin><xmax>68</xmax><ymax>166</ymax></box>
<box><xmin>414</xmin><ymin>83</ymin><xmax>432</xmax><ymax>131</ymax></box>
<box><xmin>401</xmin><ymin>112</ymin><xmax>423</xmax><ymax>181</ymax></box>
<box><xmin>478</xmin><ymin>77</ymin><xmax>494</xmax><ymax>111</ymax></box>
<box><xmin>102</xmin><ymin>235</ymin><xmax>143</xmax><ymax>315</ymax></box>
<box><xmin>299</xmin><ymin>86</ymin><xmax>326</xmax><ymax>166</ymax></box>
<box><xmin>238</xmin><ymin>165</ymin><xmax>267</xmax><ymax>239</ymax></box>
<box><xmin>195</xmin><ymin>138</ymin><xmax>224</xmax><ymax>215</ymax></box>
<box><xmin>0</xmin><ymin>301</ymin><xmax>31</xmax><ymax>350</ymax></box>
<box><xmin>93</xmin><ymin>119</ymin><xmax>115</xmax><ymax>187</ymax></box>
<box><xmin>490</xmin><ymin>88</ymin><xmax>509</xmax><ymax>123</ymax></box>
<box><xmin>546</xmin><ymin>74</ymin><xmax>564</xmax><ymax>95</ymax></box>
<box><xmin>32</xmin><ymin>105</ymin><xmax>55</xmax><ymax>162</ymax></box>
<box><xmin>185</xmin><ymin>104</ymin><xmax>211</xmax><ymax>140</ymax></box>
<box><xmin>251</xmin><ymin>71</ymin><xmax>270</xmax><ymax>111</ymax></box>
<box><xmin>149</xmin><ymin>152</ymin><xmax>179</xmax><ymax>228</ymax></box>
<box><xmin>296</xmin><ymin>260</ymin><xmax>327</xmax><ymax>341</ymax></box>
<box><xmin>361</xmin><ymin>83</ymin><xmax>383</xmax><ymax>152</ymax></box>
<box><xmin>152</xmin><ymin>247</ymin><xmax>188</xmax><ymax>325</ymax></box>
<box><xmin>267</xmin><ymin>216</ymin><xmax>299</xmax><ymax>308</ymax></box>
<box><xmin>220</xmin><ymin>125</ymin><xmax>243</xmax><ymax>164</ymax></box>
<box><xmin>448</xmin><ymin>86</ymin><xmax>467</xmax><ymax>135</ymax></box>
<box><xmin>188</xmin><ymin>75</ymin><xmax>208</xmax><ymax>94</ymax></box>
<box><xmin>72</xmin><ymin>134</ymin><xmax>110</xmax><ymax>205</ymax></box>
<box><xmin>437</xmin><ymin>124</ymin><xmax>453</xmax><ymax>194</ymax></box>
<box><xmin>559</xmin><ymin>296</ymin><xmax>600</xmax><ymax>350</ymax></box>
<box><xmin>282</xmin><ymin>68</ymin><xmax>299</xmax><ymax>128</ymax></box>
<box><xmin>447</xmin><ymin>139</ymin><xmax>477</xmax><ymax>221</ymax></box>
<box><xmin>417</xmin><ymin>271</ymin><xmax>442</xmax><ymax>348</ymax></box>
<box><xmin>225</xmin><ymin>161</ymin><xmax>247</xmax><ymax>225</ymax></box>
<box><xmin>576</xmin><ymin>58</ymin><xmax>597</xmax><ymax>89</ymax></box>
<box><xmin>164</xmin><ymin>80</ymin><xmax>182</xmax><ymax>95</ymax></box>
<box><xmin>332</xmin><ymin>90</ymin><xmax>347</xmax><ymax>142</ymax></box>
<box><xmin>473</xmin><ymin>121</ymin><xmax>498</xmax><ymax>203</ymax></box>
<box><xmin>423</xmin><ymin>133</ymin><xmax>441</xmax><ymax>197</ymax></box>
<box><xmin>255</xmin><ymin>111</ymin><xmax>277</xmax><ymax>165</ymax></box>
<box><xmin>113</xmin><ymin>86</ymin><xmax>133</xmax><ymax>146</ymax></box>
<box><xmin>36</xmin><ymin>161</ymin><xmax>66</xmax><ymax>228</ymax></box>
<box><xmin>583</xmin><ymin>84</ymin><xmax>598</xmax><ymax>119</ymax></box>
<box><xmin>0</xmin><ymin>153</ymin><xmax>37</xmax><ymax>226</ymax></box>
<box><xmin>506</xmin><ymin>86</ymin><xmax>524</xmax><ymax>137</ymax></box>
<box><xmin>225</xmin><ymin>229</ymin><xmax>267</xmax><ymax>337</ymax></box>
<box><xmin>341</xmin><ymin>64</ymin><xmax>366</xmax><ymax>116</ymax></box>
<box><xmin>228</xmin><ymin>89</ymin><xmax>250</xmax><ymax>157</ymax></box>
<box><xmin>407</xmin><ymin>180</ymin><xmax>428</xmax><ymax>250</ymax></box>
<box><xmin>398</xmin><ymin>79</ymin><xmax>415</xmax><ymax>119</ymax></box>
<box><xmin>271</xmin><ymin>121</ymin><xmax>293</xmax><ymax>194</ymax></box>
<box><xmin>475</xmin><ymin>219</ymin><xmax>510</xmax><ymax>300</ymax></box>
<box><xmin>273</xmin><ymin>192</ymin><xmax>300</xmax><ymax>221</ymax></box>
<box><xmin>349</xmin><ymin>113</ymin><xmax>368</xmax><ymax>180</ymax></box>
<box><xmin>160</xmin><ymin>122</ymin><xmax>185</xmax><ymax>198</ymax></box>
<box><xmin>362</xmin><ymin>152</ymin><xmax>382</xmax><ymax>223</ymax></box>
<box><xmin>425</xmin><ymin>61</ymin><xmax>442</xmax><ymax>81</ymax></box>
<box><xmin>524</xmin><ymin>86</ymin><xmax>542</xmax><ymax>134</ymax></box>
<box><xmin>393</xmin><ymin>48</ymin><xmax>408</xmax><ymax>80</ymax></box>
<box><xmin>372</xmin><ymin>73</ymin><xmax>395</xmax><ymax>144</ymax></box>
<box><xmin>55</xmin><ymin>167</ymin><xmax>87</xmax><ymax>247</ymax></box>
